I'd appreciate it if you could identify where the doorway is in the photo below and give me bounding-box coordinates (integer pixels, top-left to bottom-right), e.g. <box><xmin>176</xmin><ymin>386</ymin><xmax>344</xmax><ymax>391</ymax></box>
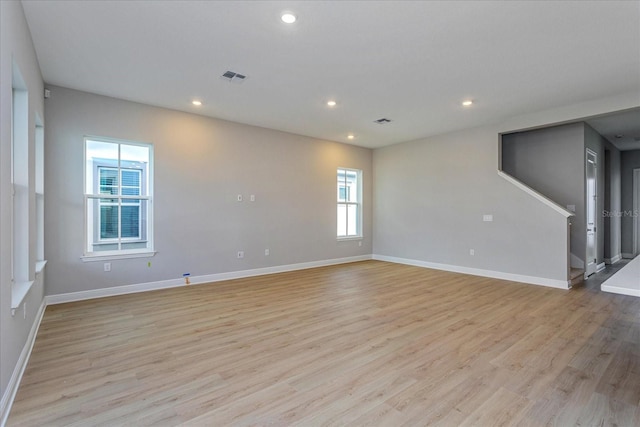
<box><xmin>586</xmin><ymin>149</ymin><xmax>597</xmax><ymax>276</ymax></box>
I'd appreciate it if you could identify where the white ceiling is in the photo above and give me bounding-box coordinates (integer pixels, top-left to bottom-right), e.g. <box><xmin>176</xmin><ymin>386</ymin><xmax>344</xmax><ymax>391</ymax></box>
<box><xmin>21</xmin><ymin>0</ymin><xmax>640</xmax><ymax>149</ymax></box>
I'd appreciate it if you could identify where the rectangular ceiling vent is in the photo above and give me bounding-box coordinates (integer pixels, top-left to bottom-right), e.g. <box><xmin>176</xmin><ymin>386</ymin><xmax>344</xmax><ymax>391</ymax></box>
<box><xmin>221</xmin><ymin>70</ymin><xmax>247</xmax><ymax>83</ymax></box>
<box><xmin>374</xmin><ymin>118</ymin><xmax>392</xmax><ymax>124</ymax></box>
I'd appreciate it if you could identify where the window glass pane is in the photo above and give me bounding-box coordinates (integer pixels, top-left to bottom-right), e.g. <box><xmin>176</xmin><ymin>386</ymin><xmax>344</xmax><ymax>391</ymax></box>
<box><xmin>337</xmin><ymin>169</ymin><xmax>346</xmax><ymax>202</ymax></box>
<box><xmin>121</xmin><ymin>204</ymin><xmax>140</xmax><ymax>238</ymax></box>
<box><xmin>121</xmin><ymin>145</ymin><xmax>149</xmax><ymax>196</ymax></box>
<box><xmin>121</xmin><ymin>169</ymin><xmax>140</xmax><ymax>187</ymax></box>
<box><xmin>100</xmin><ymin>204</ymin><xmax>118</xmax><ymax>239</ymax></box>
<box><xmin>347</xmin><ymin>204</ymin><xmax>359</xmax><ymax>236</ymax></box>
<box><xmin>346</xmin><ymin>171</ymin><xmax>358</xmax><ymax>203</ymax></box>
<box><xmin>99</xmin><ymin>168</ymin><xmax>118</xmax><ymax>195</ymax></box>
<box><xmin>337</xmin><ymin>204</ymin><xmax>347</xmax><ymax>236</ymax></box>
<box><xmin>86</xmin><ymin>140</ymin><xmax>118</xmax><ymax>193</ymax></box>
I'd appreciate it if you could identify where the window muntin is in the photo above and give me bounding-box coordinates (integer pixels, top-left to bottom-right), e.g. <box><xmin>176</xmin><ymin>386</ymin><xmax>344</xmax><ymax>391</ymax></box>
<box><xmin>337</xmin><ymin>168</ymin><xmax>362</xmax><ymax>238</ymax></box>
<box><xmin>84</xmin><ymin>138</ymin><xmax>153</xmax><ymax>257</ymax></box>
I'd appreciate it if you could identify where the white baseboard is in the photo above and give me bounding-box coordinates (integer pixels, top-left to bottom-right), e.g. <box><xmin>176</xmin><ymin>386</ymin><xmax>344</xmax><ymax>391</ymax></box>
<box><xmin>622</xmin><ymin>252</ymin><xmax>636</xmax><ymax>259</ymax></box>
<box><xmin>601</xmin><ymin>284</ymin><xmax>640</xmax><ymax>297</ymax></box>
<box><xmin>46</xmin><ymin>255</ymin><xmax>373</xmax><ymax>305</ymax></box>
<box><xmin>372</xmin><ymin>254</ymin><xmax>569</xmax><ymax>290</ymax></box>
<box><xmin>0</xmin><ymin>299</ymin><xmax>47</xmax><ymax>426</ymax></box>
<box><xmin>596</xmin><ymin>262</ymin><xmax>606</xmax><ymax>273</ymax></box>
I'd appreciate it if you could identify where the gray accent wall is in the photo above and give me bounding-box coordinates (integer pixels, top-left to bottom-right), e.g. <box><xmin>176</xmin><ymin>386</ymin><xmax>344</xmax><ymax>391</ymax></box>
<box><xmin>501</xmin><ymin>123</ymin><xmax>613</xmax><ymax>267</ymax></box>
<box><xmin>621</xmin><ymin>149</ymin><xmax>640</xmax><ymax>256</ymax></box>
<box><xmin>1</xmin><ymin>0</ymin><xmax>46</xmax><ymax>412</ymax></box>
<box><xmin>373</xmin><ymin>125</ymin><xmax>570</xmax><ymax>282</ymax></box>
<box><xmin>501</xmin><ymin>123</ymin><xmax>587</xmax><ymax>263</ymax></box>
<box><xmin>44</xmin><ymin>86</ymin><xmax>373</xmax><ymax>296</ymax></box>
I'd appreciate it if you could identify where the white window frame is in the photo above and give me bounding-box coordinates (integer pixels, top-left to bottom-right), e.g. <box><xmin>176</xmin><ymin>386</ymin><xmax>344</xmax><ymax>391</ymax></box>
<box><xmin>337</xmin><ymin>167</ymin><xmax>363</xmax><ymax>240</ymax></box>
<box><xmin>82</xmin><ymin>136</ymin><xmax>155</xmax><ymax>261</ymax></box>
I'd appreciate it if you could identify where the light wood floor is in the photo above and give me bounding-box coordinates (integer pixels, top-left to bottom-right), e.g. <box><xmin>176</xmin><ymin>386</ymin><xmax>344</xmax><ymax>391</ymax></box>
<box><xmin>8</xmin><ymin>261</ymin><xmax>640</xmax><ymax>426</ymax></box>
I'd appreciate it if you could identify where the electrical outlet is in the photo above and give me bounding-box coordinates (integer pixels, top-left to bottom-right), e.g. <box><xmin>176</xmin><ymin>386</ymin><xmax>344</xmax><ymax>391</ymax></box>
<box><xmin>250</xmin><ymin>195</ymin><xmax>255</xmax><ymax>202</ymax></box>
<box><xmin>237</xmin><ymin>251</ymin><xmax>244</xmax><ymax>259</ymax></box>
<box><xmin>265</xmin><ymin>249</ymin><xmax>270</xmax><ymax>256</ymax></box>
<box><xmin>237</xmin><ymin>194</ymin><xmax>243</xmax><ymax>202</ymax></box>
<box><xmin>104</xmin><ymin>262</ymin><xmax>111</xmax><ymax>272</ymax></box>
<box><xmin>470</xmin><ymin>249</ymin><xmax>475</xmax><ymax>256</ymax></box>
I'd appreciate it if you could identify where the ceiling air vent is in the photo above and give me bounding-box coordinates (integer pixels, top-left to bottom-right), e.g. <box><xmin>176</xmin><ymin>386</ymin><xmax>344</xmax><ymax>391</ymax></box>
<box><xmin>221</xmin><ymin>71</ymin><xmax>247</xmax><ymax>83</ymax></box>
<box><xmin>374</xmin><ymin>118</ymin><xmax>392</xmax><ymax>124</ymax></box>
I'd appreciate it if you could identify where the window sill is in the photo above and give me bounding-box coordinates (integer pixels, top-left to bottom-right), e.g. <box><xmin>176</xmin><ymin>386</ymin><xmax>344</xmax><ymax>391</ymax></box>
<box><xmin>12</xmin><ymin>280</ymin><xmax>35</xmax><ymax>312</ymax></box>
<box><xmin>81</xmin><ymin>251</ymin><xmax>156</xmax><ymax>262</ymax></box>
<box><xmin>337</xmin><ymin>236</ymin><xmax>363</xmax><ymax>242</ymax></box>
<box><xmin>35</xmin><ymin>260</ymin><xmax>47</xmax><ymax>274</ymax></box>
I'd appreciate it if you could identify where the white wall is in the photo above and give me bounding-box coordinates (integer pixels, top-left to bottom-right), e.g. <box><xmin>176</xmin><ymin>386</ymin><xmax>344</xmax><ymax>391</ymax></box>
<box><xmin>373</xmin><ymin>93</ymin><xmax>639</xmax><ymax>284</ymax></box>
<box><xmin>44</xmin><ymin>86</ymin><xmax>373</xmax><ymax>296</ymax></box>
<box><xmin>373</xmin><ymin>124</ymin><xmax>570</xmax><ymax>283</ymax></box>
<box><xmin>0</xmin><ymin>0</ymin><xmax>45</xmax><ymax>419</ymax></box>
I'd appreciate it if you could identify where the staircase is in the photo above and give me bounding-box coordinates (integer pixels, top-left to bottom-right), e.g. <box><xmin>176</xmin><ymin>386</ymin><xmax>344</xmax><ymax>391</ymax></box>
<box><xmin>570</xmin><ymin>268</ymin><xmax>584</xmax><ymax>288</ymax></box>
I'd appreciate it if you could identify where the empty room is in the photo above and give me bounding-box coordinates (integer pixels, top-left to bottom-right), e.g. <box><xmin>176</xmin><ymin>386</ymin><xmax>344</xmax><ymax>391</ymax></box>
<box><xmin>2</xmin><ymin>0</ymin><xmax>640</xmax><ymax>425</ymax></box>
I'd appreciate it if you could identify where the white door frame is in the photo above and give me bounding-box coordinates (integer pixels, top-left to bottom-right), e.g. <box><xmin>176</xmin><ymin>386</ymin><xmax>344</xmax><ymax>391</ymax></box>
<box><xmin>633</xmin><ymin>168</ymin><xmax>640</xmax><ymax>257</ymax></box>
<box><xmin>585</xmin><ymin>149</ymin><xmax>597</xmax><ymax>276</ymax></box>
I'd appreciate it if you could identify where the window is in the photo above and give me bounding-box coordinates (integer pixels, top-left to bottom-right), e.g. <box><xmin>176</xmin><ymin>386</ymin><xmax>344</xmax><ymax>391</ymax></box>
<box><xmin>11</xmin><ymin>63</ymin><xmax>32</xmax><ymax>310</ymax></box>
<box><xmin>84</xmin><ymin>137</ymin><xmax>153</xmax><ymax>258</ymax></box>
<box><xmin>337</xmin><ymin>168</ymin><xmax>362</xmax><ymax>238</ymax></box>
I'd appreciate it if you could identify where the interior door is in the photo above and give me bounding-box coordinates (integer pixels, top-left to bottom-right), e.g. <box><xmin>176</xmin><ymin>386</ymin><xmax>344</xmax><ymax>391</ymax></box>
<box><xmin>586</xmin><ymin>149</ymin><xmax>597</xmax><ymax>276</ymax></box>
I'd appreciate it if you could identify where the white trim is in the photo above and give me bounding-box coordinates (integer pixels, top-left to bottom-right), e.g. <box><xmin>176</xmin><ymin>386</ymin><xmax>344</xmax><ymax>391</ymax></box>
<box><xmin>35</xmin><ymin>260</ymin><xmax>47</xmax><ymax>274</ymax></box>
<box><xmin>596</xmin><ymin>262</ymin><xmax>606</xmax><ymax>273</ymax></box>
<box><xmin>633</xmin><ymin>169</ymin><xmax>640</xmax><ymax>257</ymax></box>
<box><xmin>601</xmin><ymin>284</ymin><xmax>640</xmax><ymax>297</ymax></box>
<box><xmin>81</xmin><ymin>251</ymin><xmax>156</xmax><ymax>262</ymax></box>
<box><xmin>604</xmin><ymin>254</ymin><xmax>622</xmax><ymax>265</ymax></box>
<box><xmin>622</xmin><ymin>252</ymin><xmax>635</xmax><ymax>259</ymax></box>
<box><xmin>11</xmin><ymin>280</ymin><xmax>34</xmax><ymax>311</ymax></box>
<box><xmin>372</xmin><ymin>254</ymin><xmax>570</xmax><ymax>290</ymax></box>
<box><xmin>0</xmin><ymin>299</ymin><xmax>47</xmax><ymax>426</ymax></box>
<box><xmin>47</xmin><ymin>255</ymin><xmax>372</xmax><ymax>305</ymax></box>
<box><xmin>497</xmin><ymin>171</ymin><xmax>574</xmax><ymax>217</ymax></box>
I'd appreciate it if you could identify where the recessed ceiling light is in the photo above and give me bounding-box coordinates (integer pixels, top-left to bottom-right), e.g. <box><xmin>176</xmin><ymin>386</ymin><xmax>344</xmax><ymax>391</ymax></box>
<box><xmin>327</xmin><ymin>100</ymin><xmax>337</xmax><ymax>107</ymax></box>
<box><xmin>347</xmin><ymin>134</ymin><xmax>355</xmax><ymax>140</ymax></box>
<box><xmin>192</xmin><ymin>100</ymin><xmax>202</xmax><ymax>106</ymax></box>
<box><xmin>281</xmin><ymin>13</ymin><xmax>297</xmax><ymax>24</ymax></box>
<box><xmin>462</xmin><ymin>100</ymin><xmax>473</xmax><ymax>106</ymax></box>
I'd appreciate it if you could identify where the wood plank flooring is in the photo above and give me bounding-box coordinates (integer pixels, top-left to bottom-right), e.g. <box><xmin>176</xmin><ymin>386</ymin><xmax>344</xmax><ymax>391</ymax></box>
<box><xmin>8</xmin><ymin>260</ymin><xmax>640</xmax><ymax>426</ymax></box>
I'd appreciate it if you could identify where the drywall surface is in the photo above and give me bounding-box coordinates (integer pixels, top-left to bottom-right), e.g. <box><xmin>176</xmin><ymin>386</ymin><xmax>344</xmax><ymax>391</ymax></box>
<box><xmin>44</xmin><ymin>86</ymin><xmax>373</xmax><ymax>295</ymax></box>
<box><xmin>373</xmin><ymin>124</ymin><xmax>570</xmax><ymax>282</ymax></box>
<box><xmin>1</xmin><ymin>0</ymin><xmax>46</xmax><ymax>416</ymax></box>
<box><xmin>502</xmin><ymin>123</ymin><xmax>586</xmax><ymax>262</ymax></box>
